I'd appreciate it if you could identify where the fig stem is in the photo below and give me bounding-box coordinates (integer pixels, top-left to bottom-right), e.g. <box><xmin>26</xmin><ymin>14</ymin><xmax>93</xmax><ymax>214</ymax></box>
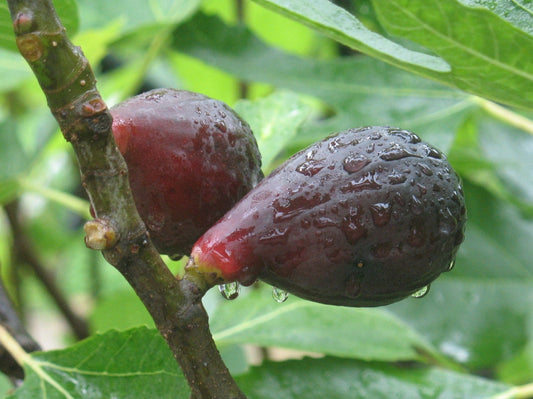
<box><xmin>7</xmin><ymin>1</ymin><xmax>246</xmax><ymax>397</ymax></box>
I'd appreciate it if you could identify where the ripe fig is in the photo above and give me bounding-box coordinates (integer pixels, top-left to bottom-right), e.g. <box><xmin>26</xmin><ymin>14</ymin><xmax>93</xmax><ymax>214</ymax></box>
<box><xmin>111</xmin><ymin>88</ymin><xmax>263</xmax><ymax>258</ymax></box>
<box><xmin>187</xmin><ymin>126</ymin><xmax>466</xmax><ymax>307</ymax></box>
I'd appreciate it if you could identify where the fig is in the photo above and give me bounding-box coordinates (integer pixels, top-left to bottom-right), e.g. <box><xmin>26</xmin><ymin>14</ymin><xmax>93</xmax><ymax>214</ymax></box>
<box><xmin>111</xmin><ymin>88</ymin><xmax>263</xmax><ymax>258</ymax></box>
<box><xmin>187</xmin><ymin>126</ymin><xmax>466</xmax><ymax>307</ymax></box>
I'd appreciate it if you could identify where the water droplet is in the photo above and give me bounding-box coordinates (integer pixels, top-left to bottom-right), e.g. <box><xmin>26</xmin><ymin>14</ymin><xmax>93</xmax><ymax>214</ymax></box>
<box><xmin>366</xmin><ymin>143</ymin><xmax>375</xmax><ymax>153</ymax></box>
<box><xmin>340</xmin><ymin>172</ymin><xmax>381</xmax><ymax>193</ymax></box>
<box><xmin>296</xmin><ymin>160</ymin><xmax>325</xmax><ymax>176</ymax></box>
<box><xmin>259</xmin><ymin>227</ymin><xmax>289</xmax><ymax>245</ymax></box>
<box><xmin>411</xmin><ymin>285</ymin><xmax>430</xmax><ymax>298</ymax></box>
<box><xmin>379</xmin><ymin>143</ymin><xmax>422</xmax><ymax>161</ymax></box>
<box><xmin>390</xmin><ymin>129</ymin><xmax>421</xmax><ymax>143</ymax></box>
<box><xmin>388</xmin><ymin>172</ymin><xmax>407</xmax><ymax>185</ymax></box>
<box><xmin>417</xmin><ymin>163</ymin><xmax>434</xmax><ymax>176</ymax></box>
<box><xmin>369</xmin><ymin>203</ymin><xmax>391</xmax><ymax>227</ymax></box>
<box><xmin>407</xmin><ymin>222</ymin><xmax>425</xmax><ymax>248</ymax></box>
<box><xmin>342</xmin><ymin>207</ymin><xmax>367</xmax><ymax>244</ymax></box>
<box><xmin>438</xmin><ymin>207</ymin><xmax>457</xmax><ymax>235</ymax></box>
<box><xmin>343</xmin><ymin>154</ymin><xmax>371</xmax><ymax>173</ymax></box>
<box><xmin>410</xmin><ymin>195</ymin><xmax>424</xmax><ymax>215</ymax></box>
<box><xmin>313</xmin><ymin>217</ymin><xmax>337</xmax><ymax>228</ymax></box>
<box><xmin>447</xmin><ymin>258</ymin><xmax>456</xmax><ymax>272</ymax></box>
<box><xmin>272</xmin><ymin>287</ymin><xmax>289</xmax><ymax>303</ymax></box>
<box><xmin>214</xmin><ymin>121</ymin><xmax>227</xmax><ymax>132</ymax></box>
<box><xmin>424</xmin><ymin>145</ymin><xmax>442</xmax><ymax>159</ymax></box>
<box><xmin>371</xmin><ymin>242</ymin><xmax>392</xmax><ymax>258</ymax></box>
<box><xmin>219</xmin><ymin>282</ymin><xmax>240</xmax><ymax>300</ymax></box>
<box><xmin>344</xmin><ymin>273</ymin><xmax>362</xmax><ymax>298</ymax></box>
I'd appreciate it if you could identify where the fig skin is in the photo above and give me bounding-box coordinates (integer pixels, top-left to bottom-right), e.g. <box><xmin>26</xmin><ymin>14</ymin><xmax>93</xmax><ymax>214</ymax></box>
<box><xmin>111</xmin><ymin>88</ymin><xmax>263</xmax><ymax>259</ymax></box>
<box><xmin>188</xmin><ymin>126</ymin><xmax>466</xmax><ymax>307</ymax></box>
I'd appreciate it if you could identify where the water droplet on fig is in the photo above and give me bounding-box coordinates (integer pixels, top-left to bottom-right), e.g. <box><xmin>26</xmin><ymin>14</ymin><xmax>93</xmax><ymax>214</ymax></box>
<box><xmin>379</xmin><ymin>143</ymin><xmax>422</xmax><ymax>161</ymax></box>
<box><xmin>219</xmin><ymin>282</ymin><xmax>240</xmax><ymax>300</ymax></box>
<box><xmin>411</xmin><ymin>285</ymin><xmax>430</xmax><ymax>298</ymax></box>
<box><xmin>390</xmin><ymin>129</ymin><xmax>421</xmax><ymax>143</ymax></box>
<box><xmin>296</xmin><ymin>160</ymin><xmax>324</xmax><ymax>176</ymax></box>
<box><xmin>417</xmin><ymin>163</ymin><xmax>434</xmax><ymax>176</ymax></box>
<box><xmin>438</xmin><ymin>207</ymin><xmax>457</xmax><ymax>235</ymax></box>
<box><xmin>343</xmin><ymin>154</ymin><xmax>371</xmax><ymax>173</ymax></box>
<box><xmin>345</xmin><ymin>273</ymin><xmax>362</xmax><ymax>298</ymax></box>
<box><xmin>388</xmin><ymin>172</ymin><xmax>407</xmax><ymax>185</ymax></box>
<box><xmin>214</xmin><ymin>121</ymin><xmax>227</xmax><ymax>132</ymax></box>
<box><xmin>369</xmin><ymin>203</ymin><xmax>391</xmax><ymax>226</ymax></box>
<box><xmin>272</xmin><ymin>287</ymin><xmax>289</xmax><ymax>303</ymax></box>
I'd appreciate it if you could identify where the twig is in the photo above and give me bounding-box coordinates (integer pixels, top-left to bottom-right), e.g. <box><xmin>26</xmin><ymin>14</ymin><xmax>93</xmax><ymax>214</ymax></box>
<box><xmin>4</xmin><ymin>200</ymin><xmax>90</xmax><ymax>340</ymax></box>
<box><xmin>7</xmin><ymin>1</ymin><xmax>245</xmax><ymax>397</ymax></box>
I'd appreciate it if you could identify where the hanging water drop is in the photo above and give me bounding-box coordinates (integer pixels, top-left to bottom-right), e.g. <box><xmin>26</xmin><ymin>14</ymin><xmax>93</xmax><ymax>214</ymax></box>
<box><xmin>219</xmin><ymin>282</ymin><xmax>240</xmax><ymax>300</ymax></box>
<box><xmin>411</xmin><ymin>285</ymin><xmax>430</xmax><ymax>298</ymax></box>
<box><xmin>447</xmin><ymin>258</ymin><xmax>456</xmax><ymax>272</ymax></box>
<box><xmin>272</xmin><ymin>287</ymin><xmax>289</xmax><ymax>303</ymax></box>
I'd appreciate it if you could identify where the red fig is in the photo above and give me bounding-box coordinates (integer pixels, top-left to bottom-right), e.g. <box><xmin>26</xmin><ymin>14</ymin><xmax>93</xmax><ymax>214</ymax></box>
<box><xmin>187</xmin><ymin>126</ymin><xmax>466</xmax><ymax>307</ymax></box>
<box><xmin>111</xmin><ymin>88</ymin><xmax>262</xmax><ymax>258</ymax></box>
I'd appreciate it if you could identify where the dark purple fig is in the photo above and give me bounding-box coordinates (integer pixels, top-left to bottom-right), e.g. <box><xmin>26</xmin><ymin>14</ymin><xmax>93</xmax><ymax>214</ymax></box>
<box><xmin>187</xmin><ymin>126</ymin><xmax>466</xmax><ymax>307</ymax></box>
<box><xmin>111</xmin><ymin>88</ymin><xmax>262</xmax><ymax>259</ymax></box>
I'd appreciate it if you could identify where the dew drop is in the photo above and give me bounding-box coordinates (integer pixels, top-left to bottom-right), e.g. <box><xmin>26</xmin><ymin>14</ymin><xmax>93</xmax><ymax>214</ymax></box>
<box><xmin>296</xmin><ymin>160</ymin><xmax>325</xmax><ymax>177</ymax></box>
<box><xmin>379</xmin><ymin>143</ymin><xmax>422</xmax><ymax>161</ymax></box>
<box><xmin>447</xmin><ymin>258</ymin><xmax>456</xmax><ymax>272</ymax></box>
<box><xmin>219</xmin><ymin>282</ymin><xmax>240</xmax><ymax>300</ymax></box>
<box><xmin>388</xmin><ymin>172</ymin><xmax>407</xmax><ymax>185</ymax></box>
<box><xmin>345</xmin><ymin>273</ymin><xmax>362</xmax><ymax>298</ymax></box>
<box><xmin>369</xmin><ymin>203</ymin><xmax>392</xmax><ymax>227</ymax></box>
<box><xmin>417</xmin><ymin>163</ymin><xmax>434</xmax><ymax>176</ymax></box>
<box><xmin>214</xmin><ymin>121</ymin><xmax>227</xmax><ymax>132</ymax></box>
<box><xmin>343</xmin><ymin>154</ymin><xmax>371</xmax><ymax>174</ymax></box>
<box><xmin>411</xmin><ymin>285</ymin><xmax>430</xmax><ymax>298</ymax></box>
<box><xmin>272</xmin><ymin>287</ymin><xmax>289</xmax><ymax>303</ymax></box>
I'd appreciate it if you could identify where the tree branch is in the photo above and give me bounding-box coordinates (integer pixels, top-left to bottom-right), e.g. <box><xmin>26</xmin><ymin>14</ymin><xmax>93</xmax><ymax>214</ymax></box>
<box><xmin>7</xmin><ymin>1</ymin><xmax>245</xmax><ymax>397</ymax></box>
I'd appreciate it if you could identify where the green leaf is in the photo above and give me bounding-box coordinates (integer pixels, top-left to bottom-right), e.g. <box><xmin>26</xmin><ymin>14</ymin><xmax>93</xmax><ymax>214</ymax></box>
<box><xmin>9</xmin><ymin>327</ymin><xmax>190</xmax><ymax>399</ymax></box>
<box><xmin>210</xmin><ymin>285</ymin><xmax>442</xmax><ymax>364</ymax></box>
<box><xmin>0</xmin><ymin>119</ymin><xmax>29</xmax><ymax>181</ymax></box>
<box><xmin>456</xmin><ymin>181</ymin><xmax>533</xmax><ymax>279</ymax></box>
<box><xmin>78</xmin><ymin>0</ymin><xmax>200</xmax><ymax>32</ymax></box>
<box><xmin>447</xmin><ymin>113</ymin><xmax>533</xmax><ymax>216</ymax></box>
<box><xmin>390</xmin><ymin>277</ymin><xmax>533</xmax><ymax>370</ymax></box>
<box><xmin>0</xmin><ymin>48</ymin><xmax>32</xmax><ymax>90</ymax></box>
<box><xmin>249</xmin><ymin>0</ymin><xmax>450</xmax><ymax>74</ymax></box>
<box><xmin>372</xmin><ymin>0</ymin><xmax>533</xmax><ymax>110</ymax></box>
<box><xmin>235</xmin><ymin>357</ymin><xmax>509</xmax><ymax>398</ymax></box>
<box><xmin>234</xmin><ymin>91</ymin><xmax>312</xmax><ymax>171</ymax></box>
<box><xmin>0</xmin><ymin>178</ymin><xmax>20</xmax><ymax>206</ymax></box>
<box><xmin>0</xmin><ymin>0</ymin><xmax>79</xmax><ymax>52</ymax></box>
<box><xmin>246</xmin><ymin>0</ymin><xmax>533</xmax><ymax>110</ymax></box>
<box><xmin>456</xmin><ymin>0</ymin><xmax>533</xmax><ymax>35</ymax></box>
<box><xmin>388</xmin><ymin>181</ymin><xmax>533</xmax><ymax>370</ymax></box>
<box><xmin>172</xmin><ymin>13</ymin><xmax>472</xmax><ymax>152</ymax></box>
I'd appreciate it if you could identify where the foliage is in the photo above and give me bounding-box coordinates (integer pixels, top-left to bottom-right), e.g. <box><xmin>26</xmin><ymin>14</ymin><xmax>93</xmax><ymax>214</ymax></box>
<box><xmin>0</xmin><ymin>0</ymin><xmax>532</xmax><ymax>397</ymax></box>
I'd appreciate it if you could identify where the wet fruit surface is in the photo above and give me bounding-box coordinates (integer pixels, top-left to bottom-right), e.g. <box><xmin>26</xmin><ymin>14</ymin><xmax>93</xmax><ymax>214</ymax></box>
<box><xmin>189</xmin><ymin>126</ymin><xmax>466</xmax><ymax>307</ymax></box>
<box><xmin>111</xmin><ymin>88</ymin><xmax>263</xmax><ymax>258</ymax></box>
